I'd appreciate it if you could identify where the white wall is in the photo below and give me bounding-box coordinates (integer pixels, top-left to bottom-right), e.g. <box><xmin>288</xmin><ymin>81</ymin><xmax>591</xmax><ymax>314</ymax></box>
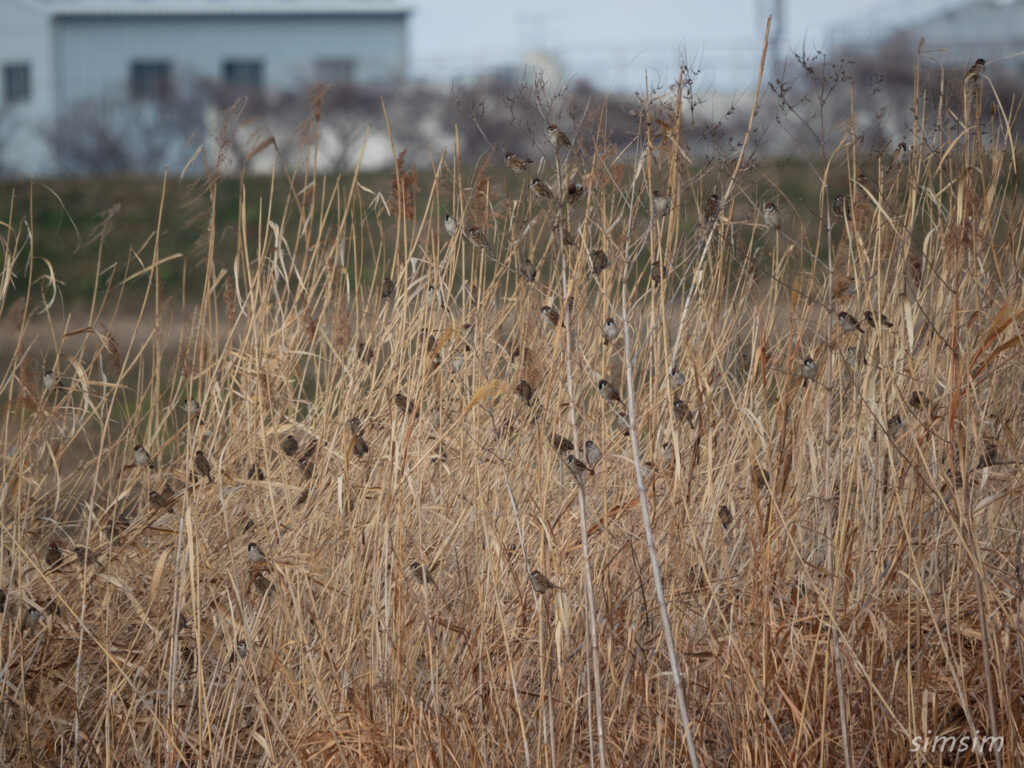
<box><xmin>0</xmin><ymin>0</ymin><xmax>58</xmax><ymax>175</ymax></box>
<box><xmin>53</xmin><ymin>13</ymin><xmax>407</xmax><ymax>107</ymax></box>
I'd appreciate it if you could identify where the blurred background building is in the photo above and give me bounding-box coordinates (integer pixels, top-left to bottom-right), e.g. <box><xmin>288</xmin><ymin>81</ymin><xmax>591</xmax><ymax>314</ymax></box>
<box><xmin>0</xmin><ymin>0</ymin><xmax>409</xmax><ymax>175</ymax></box>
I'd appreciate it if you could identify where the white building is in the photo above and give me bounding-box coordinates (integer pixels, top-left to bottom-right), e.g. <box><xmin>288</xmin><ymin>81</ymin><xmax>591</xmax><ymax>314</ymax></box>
<box><xmin>0</xmin><ymin>0</ymin><xmax>410</xmax><ymax>176</ymax></box>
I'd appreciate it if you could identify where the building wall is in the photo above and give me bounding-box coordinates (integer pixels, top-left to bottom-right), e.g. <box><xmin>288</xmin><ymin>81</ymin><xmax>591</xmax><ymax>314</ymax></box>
<box><xmin>0</xmin><ymin>0</ymin><xmax>58</xmax><ymax>175</ymax></box>
<box><xmin>53</xmin><ymin>13</ymin><xmax>407</xmax><ymax>107</ymax></box>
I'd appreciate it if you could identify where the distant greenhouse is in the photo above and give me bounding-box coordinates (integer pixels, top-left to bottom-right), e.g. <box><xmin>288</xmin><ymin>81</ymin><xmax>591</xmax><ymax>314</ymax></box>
<box><xmin>0</xmin><ymin>0</ymin><xmax>410</xmax><ymax>176</ymax></box>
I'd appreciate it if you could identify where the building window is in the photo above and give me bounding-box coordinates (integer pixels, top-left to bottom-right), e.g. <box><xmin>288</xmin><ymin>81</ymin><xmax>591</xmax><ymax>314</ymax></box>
<box><xmin>224</xmin><ymin>60</ymin><xmax>262</xmax><ymax>90</ymax></box>
<box><xmin>3</xmin><ymin>63</ymin><xmax>30</xmax><ymax>103</ymax></box>
<box><xmin>314</xmin><ymin>59</ymin><xmax>355</xmax><ymax>84</ymax></box>
<box><xmin>130</xmin><ymin>61</ymin><xmax>172</xmax><ymax>99</ymax></box>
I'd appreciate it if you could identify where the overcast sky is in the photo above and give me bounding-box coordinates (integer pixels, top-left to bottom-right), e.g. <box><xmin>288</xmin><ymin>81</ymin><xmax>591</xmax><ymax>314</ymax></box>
<box><xmin>408</xmin><ymin>0</ymin><xmax>967</xmax><ymax>90</ymax></box>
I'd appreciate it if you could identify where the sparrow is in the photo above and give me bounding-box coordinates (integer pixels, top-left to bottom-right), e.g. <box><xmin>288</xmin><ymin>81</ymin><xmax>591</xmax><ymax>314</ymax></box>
<box><xmin>763</xmin><ymin>201</ymin><xmax>782</xmax><ymax>230</ymax></box>
<box><xmin>978</xmin><ymin>441</ymin><xmax>998</xmax><ymax>468</ymax></box>
<box><xmin>551</xmin><ymin>219</ymin><xmax>575</xmax><ymax>247</ymax></box>
<box><xmin>892</xmin><ymin>141</ymin><xmax>908</xmax><ymax>169</ymax></box>
<box><xmin>548</xmin><ymin>124</ymin><xmax>571</xmax><ymax>150</ymax></box>
<box><xmin>590</xmin><ymin>249</ymin><xmax>609</xmax><ymax>276</ymax></box>
<box><xmin>23</xmin><ymin>606</ymin><xmax>42</xmax><ymax>630</ymax></box>
<box><xmin>598</xmin><ymin>379</ymin><xmax>622</xmax><ymax>404</ymax></box>
<box><xmin>718</xmin><ymin>505</ymin><xmax>733</xmax><ymax>530</ymax></box>
<box><xmin>466</xmin><ymin>226</ymin><xmax>493</xmax><ymax>254</ymax></box>
<box><xmin>281</xmin><ymin>434</ymin><xmax>299</xmax><ymax>456</ymax></box>
<box><xmin>42</xmin><ymin>369</ymin><xmax>66</xmax><ymax>392</ymax></box>
<box><xmin>530</xmin><ymin>177</ymin><xmax>557</xmax><ymax>202</ymax></box>
<box><xmin>348</xmin><ymin>416</ymin><xmax>362</xmax><ymax>437</ymax></box>
<box><xmin>352</xmin><ymin>436</ymin><xmax>369</xmax><ymax>457</ymax></box>
<box><xmin>247</xmin><ymin>542</ymin><xmax>267</xmax><ymax>564</ymax></box>
<box><xmin>45</xmin><ymin>541</ymin><xmax>63</xmax><ymax>567</ymax></box>
<box><xmin>515</xmin><ymin>379</ymin><xmax>534</xmax><ymax>406</ymax></box>
<box><xmin>394</xmin><ymin>392</ymin><xmax>415</xmax><ymax>415</ymax></box>
<box><xmin>133</xmin><ymin>444</ymin><xmax>153</xmax><ymax>469</ymax></box>
<box><xmin>551</xmin><ymin>434</ymin><xmax>574</xmax><ymax>452</ymax></box>
<box><xmin>661</xmin><ymin>441</ymin><xmax>674</xmax><ymax>467</ymax></box>
<box><xmin>357</xmin><ymin>341</ymin><xmax>374</xmax><ymax>363</ymax></box>
<box><xmin>964</xmin><ymin>58</ymin><xmax>986</xmax><ymax>84</ymax></box>
<box><xmin>540</xmin><ymin>305</ymin><xmax>560</xmax><ymax>328</ymax></box>
<box><xmin>443</xmin><ymin>214</ymin><xmax>459</xmax><ymax>237</ymax></box>
<box><xmin>408</xmin><ymin>560</ymin><xmax>436</xmax><ymax>586</ymax></box>
<box><xmin>504</xmin><ymin>151</ymin><xmax>533</xmax><ymax>173</ymax></box>
<box><xmin>832</xmin><ymin>194</ymin><xmax>851</xmax><ymax>221</ymax></box>
<box><xmin>149</xmin><ymin>489</ymin><xmax>168</xmax><ymax>509</ymax></box>
<box><xmin>194</xmin><ymin>450</ymin><xmax>212</xmax><ymax>483</ymax></box>
<box><xmin>584</xmin><ymin>439</ymin><xmax>602</xmax><ymax>467</ymax></box>
<box><xmin>518</xmin><ymin>260</ymin><xmax>537</xmax><ymax>282</ymax></box>
<box><xmin>185</xmin><ymin>398</ymin><xmax>200</xmax><ymax>419</ymax></box>
<box><xmin>669</xmin><ymin>365</ymin><xmax>686</xmax><ymax>389</ymax></box>
<box><xmin>798</xmin><ymin>357</ymin><xmax>818</xmax><ymax>386</ymax></box>
<box><xmin>252</xmin><ymin>570</ymin><xmax>273</xmax><ymax>593</ymax></box>
<box><xmin>565</xmin><ymin>454</ymin><xmax>593</xmax><ymax>481</ymax></box>
<box><xmin>0</xmin><ymin>588</ymin><xmax>5</xmax><ymax>613</ymax></box>
<box><xmin>235</xmin><ymin>640</ymin><xmax>248</xmax><ymax>660</ymax></box>
<box><xmin>529</xmin><ymin>569</ymin><xmax>560</xmax><ymax>594</ymax></box>
<box><xmin>247</xmin><ymin>464</ymin><xmax>266</xmax><ymax>480</ymax></box>
<box><xmin>651</xmin><ymin>189</ymin><xmax>671</xmax><ymax>218</ymax></box>
<box><xmin>381</xmin><ymin>277</ymin><xmax>395</xmax><ymax>300</ymax></box>
<box><xmin>837</xmin><ymin>311</ymin><xmax>865</xmax><ymax>334</ymax></box>
<box><xmin>650</xmin><ymin>261</ymin><xmax>666</xmax><ymax>286</ymax></box>
<box><xmin>908</xmin><ymin>391</ymin><xmax>927</xmax><ymax>410</ymax></box>
<box><xmin>566</xmin><ymin>182</ymin><xmax>585</xmax><ymax>206</ymax></box>
<box><xmin>612</xmin><ymin>411</ymin><xmax>630</xmax><ymax>434</ymax></box>
<box><xmin>673</xmin><ymin>398</ymin><xmax>695</xmax><ymax>427</ymax></box>
<box><xmin>450</xmin><ymin>345</ymin><xmax>468</xmax><ymax>372</ymax></box>
<box><xmin>702</xmin><ymin>193</ymin><xmax>720</xmax><ymax>225</ymax></box>
<box><xmin>862</xmin><ymin>310</ymin><xmax>893</xmax><ymax>329</ymax></box>
<box><xmin>751</xmin><ymin>464</ymin><xmax>770</xmax><ymax>490</ymax></box>
<box><xmin>887</xmin><ymin>414</ymin><xmax>904</xmax><ymax>437</ymax></box>
<box><xmin>601</xmin><ymin>318</ymin><xmax>620</xmax><ymax>345</ymax></box>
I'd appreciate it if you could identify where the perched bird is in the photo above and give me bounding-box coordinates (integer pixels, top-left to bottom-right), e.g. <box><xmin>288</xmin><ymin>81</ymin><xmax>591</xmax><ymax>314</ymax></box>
<box><xmin>702</xmin><ymin>193</ymin><xmax>720</xmax><ymax>225</ymax></box>
<box><xmin>45</xmin><ymin>541</ymin><xmax>63</xmax><ymax>568</ymax></box>
<box><xmin>548</xmin><ymin>124</ymin><xmax>571</xmax><ymax>150</ymax></box>
<box><xmin>566</xmin><ymin>182</ymin><xmax>585</xmax><ymax>206</ymax></box>
<box><xmin>75</xmin><ymin>546</ymin><xmax>100</xmax><ymax>566</ymax></box>
<box><xmin>832</xmin><ymin>194</ymin><xmax>851</xmax><ymax>221</ymax></box>
<box><xmin>443</xmin><ymin>214</ymin><xmax>459</xmax><ymax>237</ymax></box>
<box><xmin>669</xmin><ymin>365</ymin><xmax>686</xmax><ymax>389</ymax></box>
<box><xmin>352</xmin><ymin>436</ymin><xmax>369</xmax><ymax>457</ymax></box>
<box><xmin>887</xmin><ymin>414</ymin><xmax>904</xmax><ymax>438</ymax></box>
<box><xmin>529</xmin><ymin>569</ymin><xmax>560</xmax><ymax>594</ymax></box>
<box><xmin>964</xmin><ymin>58</ymin><xmax>986</xmax><ymax>84</ymax></box>
<box><xmin>661</xmin><ymin>441</ymin><xmax>675</xmax><ymax>467</ymax></box>
<box><xmin>650</xmin><ymin>261</ymin><xmax>666</xmax><ymax>286</ymax></box>
<box><xmin>43</xmin><ymin>369</ymin><xmax>66</xmax><ymax>392</ymax></box>
<box><xmin>601</xmin><ymin>318</ymin><xmax>620</xmax><ymax>345</ymax></box>
<box><xmin>584</xmin><ymin>439</ymin><xmax>602</xmax><ymax>467</ymax></box>
<box><xmin>837</xmin><ymin>311</ymin><xmax>865</xmax><ymax>334</ymax></box>
<box><xmin>185</xmin><ymin>398</ymin><xmax>200</xmax><ymax>420</ymax></box>
<box><xmin>763</xmin><ymin>201</ymin><xmax>782</xmax><ymax>230</ymax></box>
<box><xmin>252</xmin><ymin>570</ymin><xmax>273</xmax><ymax>594</ymax></box>
<box><xmin>195</xmin><ymin>450</ymin><xmax>212</xmax><ymax>483</ymax></box>
<box><xmin>518</xmin><ymin>260</ymin><xmax>537</xmax><ymax>282</ymax></box>
<box><xmin>247</xmin><ymin>464</ymin><xmax>266</xmax><ymax>481</ymax></box>
<box><xmin>551</xmin><ymin>434</ymin><xmax>575</xmax><ymax>452</ymax></box>
<box><xmin>450</xmin><ymin>345</ymin><xmax>468</xmax><ymax>373</ymax></box>
<box><xmin>247</xmin><ymin>542</ymin><xmax>267</xmax><ymax>564</ymax></box>
<box><xmin>862</xmin><ymin>310</ymin><xmax>893</xmax><ymax>329</ymax></box>
<box><xmin>133</xmin><ymin>445</ymin><xmax>153</xmax><ymax>469</ymax></box>
<box><xmin>149</xmin><ymin>489</ymin><xmax>168</xmax><ymax>509</ymax></box>
<box><xmin>590</xmin><ymin>249</ymin><xmax>609</xmax><ymax>276</ymax></box>
<box><xmin>598</xmin><ymin>379</ymin><xmax>622</xmax><ymax>404</ymax></box>
<box><xmin>718</xmin><ymin>505</ymin><xmax>733</xmax><ymax>530</ymax></box>
<box><xmin>978</xmin><ymin>441</ymin><xmax>998</xmax><ymax>468</ymax></box>
<box><xmin>565</xmin><ymin>454</ymin><xmax>594</xmax><ymax>481</ymax></box>
<box><xmin>799</xmin><ymin>357</ymin><xmax>818</xmax><ymax>386</ymax></box>
<box><xmin>504</xmin><ymin>151</ymin><xmax>533</xmax><ymax>173</ymax></box>
<box><xmin>651</xmin><ymin>189</ymin><xmax>671</xmax><ymax>218</ymax></box>
<box><xmin>235</xmin><ymin>640</ymin><xmax>248</xmax><ymax>660</ymax></box>
<box><xmin>892</xmin><ymin>141</ymin><xmax>908</xmax><ymax>169</ymax></box>
<box><xmin>0</xmin><ymin>588</ymin><xmax>5</xmax><ymax>613</ymax></box>
<box><xmin>514</xmin><ymin>380</ymin><xmax>534</xmax><ymax>406</ymax></box>
<box><xmin>394</xmin><ymin>392</ymin><xmax>415</xmax><ymax>415</ymax></box>
<box><xmin>466</xmin><ymin>226</ymin><xmax>493</xmax><ymax>254</ymax></box>
<box><xmin>751</xmin><ymin>464</ymin><xmax>770</xmax><ymax>490</ymax></box>
<box><xmin>281</xmin><ymin>435</ymin><xmax>299</xmax><ymax>456</ymax></box>
<box><xmin>908</xmin><ymin>391</ymin><xmax>927</xmax><ymax>410</ymax></box>
<box><xmin>23</xmin><ymin>606</ymin><xmax>42</xmax><ymax>630</ymax></box>
<box><xmin>551</xmin><ymin>219</ymin><xmax>575</xmax><ymax>247</ymax></box>
<box><xmin>381</xmin><ymin>277</ymin><xmax>395</xmax><ymax>300</ymax></box>
<box><xmin>540</xmin><ymin>305</ymin><xmax>560</xmax><ymax>329</ymax></box>
<box><xmin>530</xmin><ymin>177</ymin><xmax>557</xmax><ymax>202</ymax></box>
<box><xmin>612</xmin><ymin>412</ymin><xmax>630</xmax><ymax>434</ymax></box>
<box><xmin>348</xmin><ymin>416</ymin><xmax>363</xmax><ymax>438</ymax></box>
<box><xmin>408</xmin><ymin>561</ymin><xmax>436</xmax><ymax>586</ymax></box>
<box><xmin>673</xmin><ymin>398</ymin><xmax>695</xmax><ymax>428</ymax></box>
